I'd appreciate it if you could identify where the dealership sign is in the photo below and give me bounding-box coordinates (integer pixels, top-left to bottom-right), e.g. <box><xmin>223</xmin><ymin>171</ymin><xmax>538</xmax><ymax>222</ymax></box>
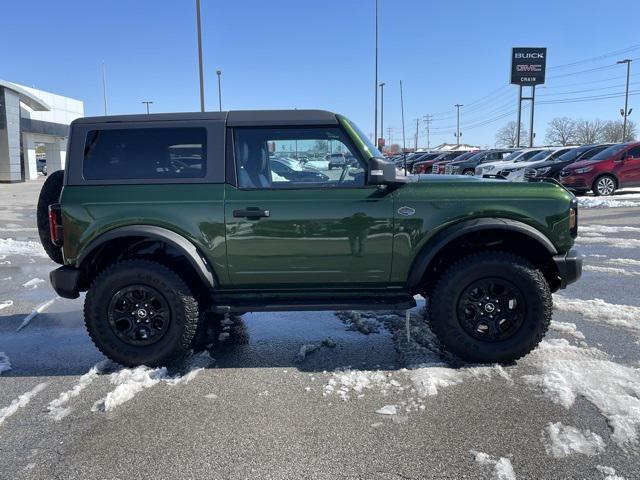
<box><xmin>511</xmin><ymin>47</ymin><xmax>547</xmax><ymax>85</ymax></box>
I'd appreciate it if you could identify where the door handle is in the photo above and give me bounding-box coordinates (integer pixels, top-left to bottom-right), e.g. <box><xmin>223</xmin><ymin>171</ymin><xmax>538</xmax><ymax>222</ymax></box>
<box><xmin>233</xmin><ymin>207</ymin><xmax>270</xmax><ymax>220</ymax></box>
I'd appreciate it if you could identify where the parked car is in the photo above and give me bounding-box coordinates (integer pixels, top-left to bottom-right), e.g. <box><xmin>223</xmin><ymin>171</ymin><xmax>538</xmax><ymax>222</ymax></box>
<box><xmin>524</xmin><ymin>144</ymin><xmax>612</xmax><ymax>181</ymax></box>
<box><xmin>327</xmin><ymin>153</ymin><xmax>350</xmax><ymax>170</ymax></box>
<box><xmin>412</xmin><ymin>151</ymin><xmax>468</xmax><ymax>174</ymax></box>
<box><xmin>37</xmin><ymin>109</ymin><xmax>581</xmax><ymax>367</ymax></box>
<box><xmin>446</xmin><ymin>149</ymin><xmax>516</xmax><ymax>176</ymax></box>
<box><xmin>498</xmin><ymin>146</ymin><xmax>579</xmax><ymax>181</ymax></box>
<box><xmin>475</xmin><ymin>148</ymin><xmax>544</xmax><ymax>178</ymax></box>
<box><xmin>432</xmin><ymin>151</ymin><xmax>478</xmax><ymax>174</ymax></box>
<box><xmin>401</xmin><ymin>151</ymin><xmax>438</xmax><ymax>171</ymax></box>
<box><xmin>271</xmin><ymin>157</ymin><xmax>329</xmax><ymax>183</ymax></box>
<box><xmin>559</xmin><ymin>142</ymin><xmax>640</xmax><ymax>196</ymax></box>
<box><xmin>37</xmin><ymin>158</ymin><xmax>47</xmax><ymax>175</ymax></box>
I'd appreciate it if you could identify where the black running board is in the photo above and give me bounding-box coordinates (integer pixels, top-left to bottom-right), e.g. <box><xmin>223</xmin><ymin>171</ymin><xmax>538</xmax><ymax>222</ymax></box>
<box><xmin>211</xmin><ymin>295</ymin><xmax>416</xmax><ymax>314</ymax></box>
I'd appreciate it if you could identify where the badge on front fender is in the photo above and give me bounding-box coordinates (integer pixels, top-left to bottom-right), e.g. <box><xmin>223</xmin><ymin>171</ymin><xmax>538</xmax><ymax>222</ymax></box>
<box><xmin>397</xmin><ymin>206</ymin><xmax>416</xmax><ymax>216</ymax></box>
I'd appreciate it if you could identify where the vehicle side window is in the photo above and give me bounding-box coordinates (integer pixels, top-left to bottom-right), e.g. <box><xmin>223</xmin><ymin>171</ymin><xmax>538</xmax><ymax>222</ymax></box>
<box><xmin>233</xmin><ymin>127</ymin><xmax>365</xmax><ymax>189</ymax></box>
<box><xmin>83</xmin><ymin>127</ymin><xmax>206</xmax><ymax>180</ymax></box>
<box><xmin>626</xmin><ymin>146</ymin><xmax>640</xmax><ymax>158</ymax></box>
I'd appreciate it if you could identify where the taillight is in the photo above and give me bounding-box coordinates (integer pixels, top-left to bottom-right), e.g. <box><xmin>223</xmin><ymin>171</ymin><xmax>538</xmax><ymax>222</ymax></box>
<box><xmin>48</xmin><ymin>204</ymin><xmax>63</xmax><ymax>246</ymax></box>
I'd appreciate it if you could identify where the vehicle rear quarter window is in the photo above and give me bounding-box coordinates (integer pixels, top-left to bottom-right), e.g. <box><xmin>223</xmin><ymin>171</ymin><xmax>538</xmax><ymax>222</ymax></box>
<box><xmin>83</xmin><ymin>127</ymin><xmax>207</xmax><ymax>180</ymax></box>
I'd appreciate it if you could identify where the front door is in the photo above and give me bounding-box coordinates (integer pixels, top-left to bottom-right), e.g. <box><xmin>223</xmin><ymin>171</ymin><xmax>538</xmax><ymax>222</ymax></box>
<box><xmin>618</xmin><ymin>145</ymin><xmax>640</xmax><ymax>187</ymax></box>
<box><xmin>224</xmin><ymin>126</ymin><xmax>394</xmax><ymax>287</ymax></box>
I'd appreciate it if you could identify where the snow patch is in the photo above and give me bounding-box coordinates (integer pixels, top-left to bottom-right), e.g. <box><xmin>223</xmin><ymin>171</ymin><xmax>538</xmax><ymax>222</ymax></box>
<box><xmin>0</xmin><ymin>383</ymin><xmax>48</xmax><ymax>426</ymax></box>
<box><xmin>0</xmin><ymin>238</ymin><xmax>47</xmax><ymax>257</ymax></box>
<box><xmin>22</xmin><ymin>278</ymin><xmax>45</xmax><ymax>289</ymax></box>
<box><xmin>608</xmin><ymin>258</ymin><xmax>640</xmax><ymax>267</ymax></box>
<box><xmin>375</xmin><ymin>405</ymin><xmax>397</xmax><ymax>415</ymax></box>
<box><xmin>91</xmin><ymin>366</ymin><xmax>169</xmax><ymax>412</ymax></box>
<box><xmin>0</xmin><ymin>352</ymin><xmax>11</xmax><ymax>374</ymax></box>
<box><xmin>296</xmin><ymin>337</ymin><xmax>336</xmax><ymax>362</ymax></box>
<box><xmin>523</xmin><ymin>339</ymin><xmax>640</xmax><ymax>447</ymax></box>
<box><xmin>47</xmin><ymin>361</ymin><xmax>111</xmax><ymax>421</ymax></box>
<box><xmin>596</xmin><ymin>465</ymin><xmax>626</xmax><ymax>480</ymax></box>
<box><xmin>336</xmin><ymin>310</ymin><xmax>380</xmax><ymax>334</ymax></box>
<box><xmin>0</xmin><ymin>300</ymin><xmax>13</xmax><ymax>311</ymax></box>
<box><xmin>580</xmin><ymin>225</ymin><xmax>640</xmax><ymax>234</ymax></box>
<box><xmin>323</xmin><ymin>369</ymin><xmax>398</xmax><ymax>401</ymax></box>
<box><xmin>577</xmin><ymin>236</ymin><xmax>640</xmax><ymax>249</ymax></box>
<box><xmin>470</xmin><ymin>450</ymin><xmax>516</xmax><ymax>480</ymax></box>
<box><xmin>583</xmin><ymin>265</ymin><xmax>640</xmax><ymax>276</ymax></box>
<box><xmin>553</xmin><ymin>295</ymin><xmax>640</xmax><ymax>332</ymax></box>
<box><xmin>542</xmin><ymin>422</ymin><xmax>606</xmax><ymax>457</ymax></box>
<box><xmin>409</xmin><ymin>364</ymin><xmax>512</xmax><ymax>397</ymax></box>
<box><xmin>164</xmin><ymin>352</ymin><xmax>213</xmax><ymax>386</ymax></box>
<box><xmin>16</xmin><ymin>297</ymin><xmax>57</xmax><ymax>331</ymax></box>
<box><xmin>577</xmin><ymin>197</ymin><xmax>637</xmax><ymax>209</ymax></box>
<box><xmin>550</xmin><ymin>321</ymin><xmax>586</xmax><ymax>340</ymax></box>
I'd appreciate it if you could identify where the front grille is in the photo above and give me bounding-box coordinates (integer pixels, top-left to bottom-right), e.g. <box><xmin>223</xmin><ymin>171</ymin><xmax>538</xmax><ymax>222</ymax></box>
<box><xmin>524</xmin><ymin>169</ymin><xmax>536</xmax><ymax>179</ymax></box>
<box><xmin>445</xmin><ymin>165</ymin><xmax>453</xmax><ymax>174</ymax></box>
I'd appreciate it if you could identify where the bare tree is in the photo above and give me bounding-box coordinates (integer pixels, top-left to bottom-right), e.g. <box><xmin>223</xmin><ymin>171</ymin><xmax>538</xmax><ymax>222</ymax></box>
<box><xmin>495</xmin><ymin>121</ymin><xmax>526</xmax><ymax>147</ymax></box>
<box><xmin>599</xmin><ymin>120</ymin><xmax>637</xmax><ymax>143</ymax></box>
<box><xmin>574</xmin><ymin>119</ymin><xmax>605</xmax><ymax>144</ymax></box>
<box><xmin>545</xmin><ymin>117</ymin><xmax>577</xmax><ymax>145</ymax></box>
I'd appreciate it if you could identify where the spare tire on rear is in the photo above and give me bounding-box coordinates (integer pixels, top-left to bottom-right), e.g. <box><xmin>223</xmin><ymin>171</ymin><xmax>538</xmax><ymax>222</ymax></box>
<box><xmin>37</xmin><ymin>170</ymin><xmax>64</xmax><ymax>264</ymax></box>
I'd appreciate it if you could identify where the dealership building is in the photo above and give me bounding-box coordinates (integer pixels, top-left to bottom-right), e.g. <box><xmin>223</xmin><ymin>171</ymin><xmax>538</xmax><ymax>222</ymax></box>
<box><xmin>0</xmin><ymin>80</ymin><xmax>84</xmax><ymax>183</ymax></box>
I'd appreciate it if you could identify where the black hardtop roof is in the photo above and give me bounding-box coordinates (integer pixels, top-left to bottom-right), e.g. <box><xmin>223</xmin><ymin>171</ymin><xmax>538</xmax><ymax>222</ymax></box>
<box><xmin>72</xmin><ymin>109</ymin><xmax>340</xmax><ymax>127</ymax></box>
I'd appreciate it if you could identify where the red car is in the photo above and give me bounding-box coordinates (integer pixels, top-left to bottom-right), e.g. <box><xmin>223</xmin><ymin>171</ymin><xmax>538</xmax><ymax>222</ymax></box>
<box><xmin>412</xmin><ymin>151</ymin><xmax>468</xmax><ymax>174</ymax></box>
<box><xmin>431</xmin><ymin>151</ymin><xmax>478</xmax><ymax>174</ymax></box>
<box><xmin>559</xmin><ymin>142</ymin><xmax>640</xmax><ymax>196</ymax></box>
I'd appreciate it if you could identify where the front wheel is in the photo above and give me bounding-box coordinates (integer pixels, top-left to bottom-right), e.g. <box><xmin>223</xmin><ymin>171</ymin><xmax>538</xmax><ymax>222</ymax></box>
<box><xmin>463</xmin><ymin>169</ymin><xmax>475</xmax><ymax>176</ymax></box>
<box><xmin>84</xmin><ymin>259</ymin><xmax>200</xmax><ymax>367</ymax></box>
<box><xmin>593</xmin><ymin>175</ymin><xmax>616</xmax><ymax>196</ymax></box>
<box><xmin>427</xmin><ymin>251</ymin><xmax>551</xmax><ymax>363</ymax></box>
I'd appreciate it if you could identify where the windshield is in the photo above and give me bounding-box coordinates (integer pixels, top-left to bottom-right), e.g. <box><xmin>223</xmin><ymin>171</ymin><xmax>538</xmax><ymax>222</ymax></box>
<box><xmin>557</xmin><ymin>146</ymin><xmax>591</xmax><ymax>163</ymax></box>
<box><xmin>589</xmin><ymin>143</ymin><xmax>627</xmax><ymax>161</ymax></box>
<box><xmin>517</xmin><ymin>149</ymin><xmax>549</xmax><ymax>162</ymax></box>
<box><xmin>339</xmin><ymin>116</ymin><xmax>384</xmax><ymax>159</ymax></box>
<box><xmin>500</xmin><ymin>151</ymin><xmax>521</xmax><ymax>162</ymax></box>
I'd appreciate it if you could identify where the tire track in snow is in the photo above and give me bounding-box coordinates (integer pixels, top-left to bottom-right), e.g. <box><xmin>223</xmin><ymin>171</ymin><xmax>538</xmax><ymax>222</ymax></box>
<box><xmin>0</xmin><ymin>383</ymin><xmax>49</xmax><ymax>427</ymax></box>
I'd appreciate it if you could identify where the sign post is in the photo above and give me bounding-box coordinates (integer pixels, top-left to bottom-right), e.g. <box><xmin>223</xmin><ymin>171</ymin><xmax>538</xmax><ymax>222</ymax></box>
<box><xmin>511</xmin><ymin>47</ymin><xmax>547</xmax><ymax>147</ymax></box>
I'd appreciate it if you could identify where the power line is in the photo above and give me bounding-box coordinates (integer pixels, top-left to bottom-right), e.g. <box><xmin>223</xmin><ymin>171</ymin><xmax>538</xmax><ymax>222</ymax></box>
<box><xmin>548</xmin><ymin>44</ymin><xmax>640</xmax><ymax>70</ymax></box>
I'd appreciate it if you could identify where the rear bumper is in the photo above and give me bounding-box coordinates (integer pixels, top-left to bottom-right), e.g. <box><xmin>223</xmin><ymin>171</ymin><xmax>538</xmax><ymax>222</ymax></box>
<box><xmin>553</xmin><ymin>248</ymin><xmax>583</xmax><ymax>289</ymax></box>
<box><xmin>50</xmin><ymin>266</ymin><xmax>81</xmax><ymax>299</ymax></box>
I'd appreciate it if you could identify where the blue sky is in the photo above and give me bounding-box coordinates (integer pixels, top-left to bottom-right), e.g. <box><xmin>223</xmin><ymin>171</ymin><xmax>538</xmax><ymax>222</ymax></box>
<box><xmin>2</xmin><ymin>0</ymin><xmax>639</xmax><ymax>147</ymax></box>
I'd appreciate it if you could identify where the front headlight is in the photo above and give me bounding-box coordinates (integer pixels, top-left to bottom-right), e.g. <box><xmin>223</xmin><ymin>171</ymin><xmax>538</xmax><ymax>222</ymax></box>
<box><xmin>575</xmin><ymin>166</ymin><xmax>593</xmax><ymax>174</ymax></box>
<box><xmin>535</xmin><ymin>166</ymin><xmax>552</xmax><ymax>176</ymax></box>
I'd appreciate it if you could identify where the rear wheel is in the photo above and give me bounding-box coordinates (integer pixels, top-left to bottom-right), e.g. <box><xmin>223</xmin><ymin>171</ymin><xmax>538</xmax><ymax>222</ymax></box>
<box><xmin>593</xmin><ymin>175</ymin><xmax>616</xmax><ymax>196</ymax></box>
<box><xmin>427</xmin><ymin>251</ymin><xmax>551</xmax><ymax>363</ymax></box>
<box><xmin>36</xmin><ymin>170</ymin><xmax>64</xmax><ymax>264</ymax></box>
<box><xmin>84</xmin><ymin>259</ymin><xmax>200</xmax><ymax>367</ymax></box>
<box><xmin>463</xmin><ymin>169</ymin><xmax>475</xmax><ymax>176</ymax></box>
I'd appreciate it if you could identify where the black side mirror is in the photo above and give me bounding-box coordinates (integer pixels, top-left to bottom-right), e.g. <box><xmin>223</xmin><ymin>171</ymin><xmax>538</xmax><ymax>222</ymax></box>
<box><xmin>367</xmin><ymin>157</ymin><xmax>398</xmax><ymax>185</ymax></box>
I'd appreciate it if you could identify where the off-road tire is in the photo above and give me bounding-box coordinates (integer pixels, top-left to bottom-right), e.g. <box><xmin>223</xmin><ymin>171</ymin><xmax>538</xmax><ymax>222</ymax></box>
<box><xmin>84</xmin><ymin>259</ymin><xmax>199</xmax><ymax>367</ymax></box>
<box><xmin>36</xmin><ymin>169</ymin><xmax>64</xmax><ymax>264</ymax></box>
<box><xmin>592</xmin><ymin>174</ymin><xmax>617</xmax><ymax>196</ymax></box>
<box><xmin>427</xmin><ymin>251</ymin><xmax>552</xmax><ymax>363</ymax></box>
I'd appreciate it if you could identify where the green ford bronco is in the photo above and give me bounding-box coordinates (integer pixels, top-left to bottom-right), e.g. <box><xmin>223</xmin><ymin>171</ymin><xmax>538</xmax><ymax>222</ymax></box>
<box><xmin>37</xmin><ymin>110</ymin><xmax>582</xmax><ymax>367</ymax></box>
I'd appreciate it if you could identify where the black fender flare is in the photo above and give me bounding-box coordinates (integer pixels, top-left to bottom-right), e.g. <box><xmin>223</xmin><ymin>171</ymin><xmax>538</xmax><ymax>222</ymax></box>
<box><xmin>406</xmin><ymin>218</ymin><xmax>557</xmax><ymax>288</ymax></box>
<box><xmin>77</xmin><ymin>225</ymin><xmax>216</xmax><ymax>288</ymax></box>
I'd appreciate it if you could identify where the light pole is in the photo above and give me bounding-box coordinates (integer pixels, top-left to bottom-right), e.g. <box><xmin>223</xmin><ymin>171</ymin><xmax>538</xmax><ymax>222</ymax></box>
<box><xmin>423</xmin><ymin>114</ymin><xmax>432</xmax><ymax>149</ymax></box>
<box><xmin>374</xmin><ymin>0</ymin><xmax>379</xmax><ymax>148</ymax></box>
<box><xmin>195</xmin><ymin>0</ymin><xmax>205</xmax><ymax>112</ymax></box>
<box><xmin>379</xmin><ymin>82</ymin><xmax>385</xmax><ymax>148</ymax></box>
<box><xmin>617</xmin><ymin>59</ymin><xmax>633</xmax><ymax>141</ymax></box>
<box><xmin>454</xmin><ymin>104</ymin><xmax>463</xmax><ymax>147</ymax></box>
<box><xmin>101</xmin><ymin>62</ymin><xmax>108</xmax><ymax>116</ymax></box>
<box><xmin>216</xmin><ymin>70</ymin><xmax>222</xmax><ymax>112</ymax></box>
<box><xmin>142</xmin><ymin>101</ymin><xmax>153</xmax><ymax>114</ymax></box>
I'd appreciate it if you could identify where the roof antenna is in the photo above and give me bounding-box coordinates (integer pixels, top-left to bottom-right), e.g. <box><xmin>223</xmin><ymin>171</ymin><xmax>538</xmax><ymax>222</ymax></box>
<box><xmin>400</xmin><ymin>80</ymin><xmax>407</xmax><ymax>175</ymax></box>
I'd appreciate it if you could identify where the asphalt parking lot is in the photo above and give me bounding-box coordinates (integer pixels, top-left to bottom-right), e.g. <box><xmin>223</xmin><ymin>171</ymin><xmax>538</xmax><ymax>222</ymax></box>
<box><xmin>1</xmin><ymin>177</ymin><xmax>640</xmax><ymax>480</ymax></box>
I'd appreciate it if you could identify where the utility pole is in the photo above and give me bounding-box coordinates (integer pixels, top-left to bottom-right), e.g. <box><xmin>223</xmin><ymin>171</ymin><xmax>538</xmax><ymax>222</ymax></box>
<box><xmin>379</xmin><ymin>82</ymin><xmax>385</xmax><ymax>148</ymax></box>
<box><xmin>216</xmin><ymin>70</ymin><xmax>222</xmax><ymax>112</ymax></box>
<box><xmin>373</xmin><ymin>0</ymin><xmax>379</xmax><ymax>149</ymax></box>
<box><xmin>454</xmin><ymin>104</ymin><xmax>463</xmax><ymax>147</ymax></box>
<box><xmin>101</xmin><ymin>62</ymin><xmax>108</xmax><ymax>116</ymax></box>
<box><xmin>423</xmin><ymin>114</ymin><xmax>432</xmax><ymax>149</ymax></box>
<box><xmin>386</xmin><ymin>127</ymin><xmax>393</xmax><ymax>145</ymax></box>
<box><xmin>528</xmin><ymin>86</ymin><xmax>536</xmax><ymax>148</ymax></box>
<box><xmin>415</xmin><ymin>118</ymin><xmax>420</xmax><ymax>150</ymax></box>
<box><xmin>400</xmin><ymin>80</ymin><xmax>407</xmax><ymax>174</ymax></box>
<box><xmin>142</xmin><ymin>101</ymin><xmax>153</xmax><ymax>114</ymax></box>
<box><xmin>617</xmin><ymin>59</ymin><xmax>633</xmax><ymax>141</ymax></box>
<box><xmin>195</xmin><ymin>0</ymin><xmax>205</xmax><ymax>112</ymax></box>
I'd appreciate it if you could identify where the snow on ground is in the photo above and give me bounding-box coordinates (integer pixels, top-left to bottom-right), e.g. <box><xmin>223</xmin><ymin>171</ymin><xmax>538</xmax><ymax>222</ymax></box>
<box><xmin>0</xmin><ymin>352</ymin><xmax>11</xmax><ymax>375</ymax></box>
<box><xmin>542</xmin><ymin>422</ymin><xmax>606</xmax><ymax>457</ymax></box>
<box><xmin>296</xmin><ymin>337</ymin><xmax>336</xmax><ymax>362</ymax></box>
<box><xmin>607</xmin><ymin>258</ymin><xmax>640</xmax><ymax>267</ymax></box>
<box><xmin>91</xmin><ymin>366</ymin><xmax>169</xmax><ymax>412</ymax></box>
<box><xmin>0</xmin><ymin>300</ymin><xmax>13</xmax><ymax>311</ymax></box>
<box><xmin>577</xmin><ymin>235</ymin><xmax>640</xmax><ymax>249</ymax></box>
<box><xmin>408</xmin><ymin>363</ymin><xmax>512</xmax><ymax>397</ymax></box>
<box><xmin>0</xmin><ymin>383</ymin><xmax>48</xmax><ymax>426</ymax></box>
<box><xmin>164</xmin><ymin>351</ymin><xmax>214</xmax><ymax>386</ymax></box>
<box><xmin>580</xmin><ymin>225</ymin><xmax>640</xmax><ymax>235</ymax></box>
<box><xmin>553</xmin><ymin>295</ymin><xmax>640</xmax><ymax>333</ymax></box>
<box><xmin>375</xmin><ymin>405</ymin><xmax>398</xmax><ymax>415</ymax></box>
<box><xmin>549</xmin><ymin>321</ymin><xmax>586</xmax><ymax>341</ymax></box>
<box><xmin>523</xmin><ymin>339</ymin><xmax>640</xmax><ymax>448</ymax></box>
<box><xmin>577</xmin><ymin>197</ymin><xmax>638</xmax><ymax>209</ymax></box>
<box><xmin>583</xmin><ymin>265</ymin><xmax>640</xmax><ymax>276</ymax></box>
<box><xmin>335</xmin><ymin>310</ymin><xmax>380</xmax><ymax>334</ymax></box>
<box><xmin>0</xmin><ymin>238</ymin><xmax>47</xmax><ymax>257</ymax></box>
<box><xmin>596</xmin><ymin>465</ymin><xmax>627</xmax><ymax>480</ymax></box>
<box><xmin>47</xmin><ymin>361</ymin><xmax>111</xmax><ymax>421</ymax></box>
<box><xmin>323</xmin><ymin>368</ymin><xmax>398</xmax><ymax>401</ymax></box>
<box><xmin>16</xmin><ymin>297</ymin><xmax>57</xmax><ymax>331</ymax></box>
<box><xmin>22</xmin><ymin>278</ymin><xmax>45</xmax><ymax>289</ymax></box>
<box><xmin>470</xmin><ymin>450</ymin><xmax>516</xmax><ymax>480</ymax></box>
